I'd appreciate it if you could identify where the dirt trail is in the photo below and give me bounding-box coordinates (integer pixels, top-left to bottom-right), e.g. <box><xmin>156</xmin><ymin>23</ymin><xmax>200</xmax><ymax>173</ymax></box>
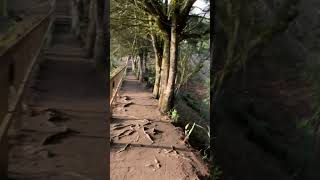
<box><xmin>8</xmin><ymin>4</ymin><xmax>108</xmax><ymax>179</ymax></box>
<box><xmin>110</xmin><ymin>68</ymin><xmax>209</xmax><ymax>180</ymax></box>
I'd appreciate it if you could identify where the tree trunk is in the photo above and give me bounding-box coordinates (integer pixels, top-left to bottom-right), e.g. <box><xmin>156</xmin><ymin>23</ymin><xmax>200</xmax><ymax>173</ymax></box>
<box><xmin>160</xmin><ymin>16</ymin><xmax>178</xmax><ymax>113</ymax></box>
<box><xmin>78</xmin><ymin>0</ymin><xmax>86</xmax><ymax>21</ymax></box>
<box><xmin>94</xmin><ymin>0</ymin><xmax>107</xmax><ymax>74</ymax></box>
<box><xmin>94</xmin><ymin>30</ymin><xmax>104</xmax><ymax>72</ymax></box>
<box><xmin>0</xmin><ymin>0</ymin><xmax>7</xmax><ymax>16</ymax></box>
<box><xmin>134</xmin><ymin>57</ymin><xmax>138</xmax><ymax>77</ymax></box>
<box><xmin>135</xmin><ymin>57</ymin><xmax>139</xmax><ymax>78</ymax></box>
<box><xmin>143</xmin><ymin>50</ymin><xmax>147</xmax><ymax>73</ymax></box>
<box><xmin>138</xmin><ymin>52</ymin><xmax>143</xmax><ymax>82</ymax></box>
<box><xmin>134</xmin><ymin>57</ymin><xmax>138</xmax><ymax>75</ymax></box>
<box><xmin>132</xmin><ymin>57</ymin><xmax>136</xmax><ymax>72</ymax></box>
<box><xmin>82</xmin><ymin>0</ymin><xmax>90</xmax><ymax>17</ymax></box>
<box><xmin>159</xmin><ymin>37</ymin><xmax>170</xmax><ymax>108</ymax></box>
<box><xmin>151</xmin><ymin>34</ymin><xmax>163</xmax><ymax>98</ymax></box>
<box><xmin>71</xmin><ymin>0</ymin><xmax>81</xmax><ymax>37</ymax></box>
<box><xmin>85</xmin><ymin>0</ymin><xmax>96</xmax><ymax>58</ymax></box>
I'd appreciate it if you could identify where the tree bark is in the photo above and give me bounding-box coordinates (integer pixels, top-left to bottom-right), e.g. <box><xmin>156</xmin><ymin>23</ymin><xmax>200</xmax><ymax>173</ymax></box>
<box><xmin>151</xmin><ymin>34</ymin><xmax>163</xmax><ymax>98</ymax></box>
<box><xmin>138</xmin><ymin>52</ymin><xmax>144</xmax><ymax>82</ymax></box>
<box><xmin>94</xmin><ymin>0</ymin><xmax>107</xmax><ymax>74</ymax></box>
<box><xmin>159</xmin><ymin>37</ymin><xmax>170</xmax><ymax>108</ymax></box>
<box><xmin>82</xmin><ymin>0</ymin><xmax>90</xmax><ymax>17</ymax></box>
<box><xmin>143</xmin><ymin>50</ymin><xmax>147</xmax><ymax>74</ymax></box>
<box><xmin>0</xmin><ymin>0</ymin><xmax>7</xmax><ymax>16</ymax></box>
<box><xmin>71</xmin><ymin>0</ymin><xmax>81</xmax><ymax>37</ymax></box>
<box><xmin>160</xmin><ymin>16</ymin><xmax>178</xmax><ymax>113</ymax></box>
<box><xmin>135</xmin><ymin>56</ymin><xmax>140</xmax><ymax>78</ymax></box>
<box><xmin>85</xmin><ymin>0</ymin><xmax>96</xmax><ymax>58</ymax></box>
<box><xmin>132</xmin><ymin>57</ymin><xmax>136</xmax><ymax>72</ymax></box>
<box><xmin>135</xmin><ymin>57</ymin><xmax>139</xmax><ymax>77</ymax></box>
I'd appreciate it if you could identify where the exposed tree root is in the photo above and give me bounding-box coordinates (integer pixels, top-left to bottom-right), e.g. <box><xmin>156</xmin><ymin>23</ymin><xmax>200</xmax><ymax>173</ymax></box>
<box><xmin>143</xmin><ymin>127</ymin><xmax>154</xmax><ymax>144</ymax></box>
<box><xmin>154</xmin><ymin>156</ymin><xmax>161</xmax><ymax>168</ymax></box>
<box><xmin>111</xmin><ymin>124</ymin><xmax>134</xmax><ymax>130</ymax></box>
<box><xmin>123</xmin><ymin>101</ymin><xmax>134</xmax><ymax>107</ymax></box>
<box><xmin>117</xmin><ymin>143</ymin><xmax>130</xmax><ymax>153</ymax></box>
<box><xmin>41</xmin><ymin>127</ymin><xmax>80</xmax><ymax>145</ymax></box>
<box><xmin>134</xmin><ymin>135</ymin><xmax>140</xmax><ymax>142</ymax></box>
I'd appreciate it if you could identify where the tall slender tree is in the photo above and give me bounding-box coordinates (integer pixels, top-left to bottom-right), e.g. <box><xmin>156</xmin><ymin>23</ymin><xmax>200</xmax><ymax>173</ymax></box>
<box><xmin>94</xmin><ymin>0</ymin><xmax>108</xmax><ymax>74</ymax></box>
<box><xmin>85</xmin><ymin>0</ymin><xmax>97</xmax><ymax>57</ymax></box>
<box><xmin>112</xmin><ymin>0</ymin><xmax>208</xmax><ymax>113</ymax></box>
<box><xmin>151</xmin><ymin>34</ymin><xmax>163</xmax><ymax>98</ymax></box>
<box><xmin>71</xmin><ymin>0</ymin><xmax>81</xmax><ymax>37</ymax></box>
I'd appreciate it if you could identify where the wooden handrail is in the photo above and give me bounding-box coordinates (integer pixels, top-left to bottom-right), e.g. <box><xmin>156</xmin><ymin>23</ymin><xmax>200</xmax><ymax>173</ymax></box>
<box><xmin>110</xmin><ymin>65</ymin><xmax>126</xmax><ymax>80</ymax></box>
<box><xmin>0</xmin><ymin>1</ymin><xmax>56</xmax><ymax>177</ymax></box>
<box><xmin>0</xmin><ymin>1</ymin><xmax>55</xmax><ymax>56</ymax></box>
<box><xmin>110</xmin><ymin>59</ymin><xmax>129</xmax><ymax>106</ymax></box>
<box><xmin>0</xmin><ymin>5</ymin><xmax>55</xmax><ymax>139</ymax></box>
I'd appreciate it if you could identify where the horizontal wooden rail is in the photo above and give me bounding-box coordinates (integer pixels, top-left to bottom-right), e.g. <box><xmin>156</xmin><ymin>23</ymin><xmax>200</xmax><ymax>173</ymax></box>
<box><xmin>110</xmin><ymin>60</ymin><xmax>129</xmax><ymax>106</ymax></box>
<box><xmin>0</xmin><ymin>1</ymin><xmax>56</xmax><ymax>178</ymax></box>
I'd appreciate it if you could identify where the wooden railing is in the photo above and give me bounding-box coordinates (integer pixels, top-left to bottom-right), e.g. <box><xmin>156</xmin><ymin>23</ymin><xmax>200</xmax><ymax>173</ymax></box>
<box><xmin>0</xmin><ymin>1</ymin><xmax>55</xmax><ymax>178</ymax></box>
<box><xmin>110</xmin><ymin>60</ymin><xmax>129</xmax><ymax>106</ymax></box>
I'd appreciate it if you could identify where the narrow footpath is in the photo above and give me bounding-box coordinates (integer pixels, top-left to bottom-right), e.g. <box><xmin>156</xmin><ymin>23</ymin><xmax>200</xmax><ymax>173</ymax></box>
<box><xmin>110</xmin><ymin>68</ymin><xmax>209</xmax><ymax>180</ymax></box>
<box><xmin>8</xmin><ymin>15</ymin><xmax>108</xmax><ymax>180</ymax></box>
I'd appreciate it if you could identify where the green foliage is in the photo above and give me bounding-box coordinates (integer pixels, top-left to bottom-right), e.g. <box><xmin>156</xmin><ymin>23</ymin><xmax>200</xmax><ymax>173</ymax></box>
<box><xmin>111</xmin><ymin>0</ymin><xmax>151</xmax><ymax>66</ymax></box>
<box><xmin>181</xmin><ymin>93</ymin><xmax>209</xmax><ymax>121</ymax></box>
<box><xmin>167</xmin><ymin>108</ymin><xmax>179</xmax><ymax>123</ymax></box>
<box><xmin>175</xmin><ymin>38</ymin><xmax>209</xmax><ymax>94</ymax></box>
<box><xmin>211</xmin><ymin>166</ymin><xmax>223</xmax><ymax>180</ymax></box>
<box><xmin>147</xmin><ymin>76</ymin><xmax>155</xmax><ymax>85</ymax></box>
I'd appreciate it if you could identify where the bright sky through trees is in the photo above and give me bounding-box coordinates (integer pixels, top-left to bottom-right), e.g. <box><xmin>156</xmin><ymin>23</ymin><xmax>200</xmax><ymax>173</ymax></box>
<box><xmin>162</xmin><ymin>0</ymin><xmax>209</xmax><ymax>17</ymax></box>
<box><xmin>191</xmin><ymin>0</ymin><xmax>209</xmax><ymax>16</ymax></box>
